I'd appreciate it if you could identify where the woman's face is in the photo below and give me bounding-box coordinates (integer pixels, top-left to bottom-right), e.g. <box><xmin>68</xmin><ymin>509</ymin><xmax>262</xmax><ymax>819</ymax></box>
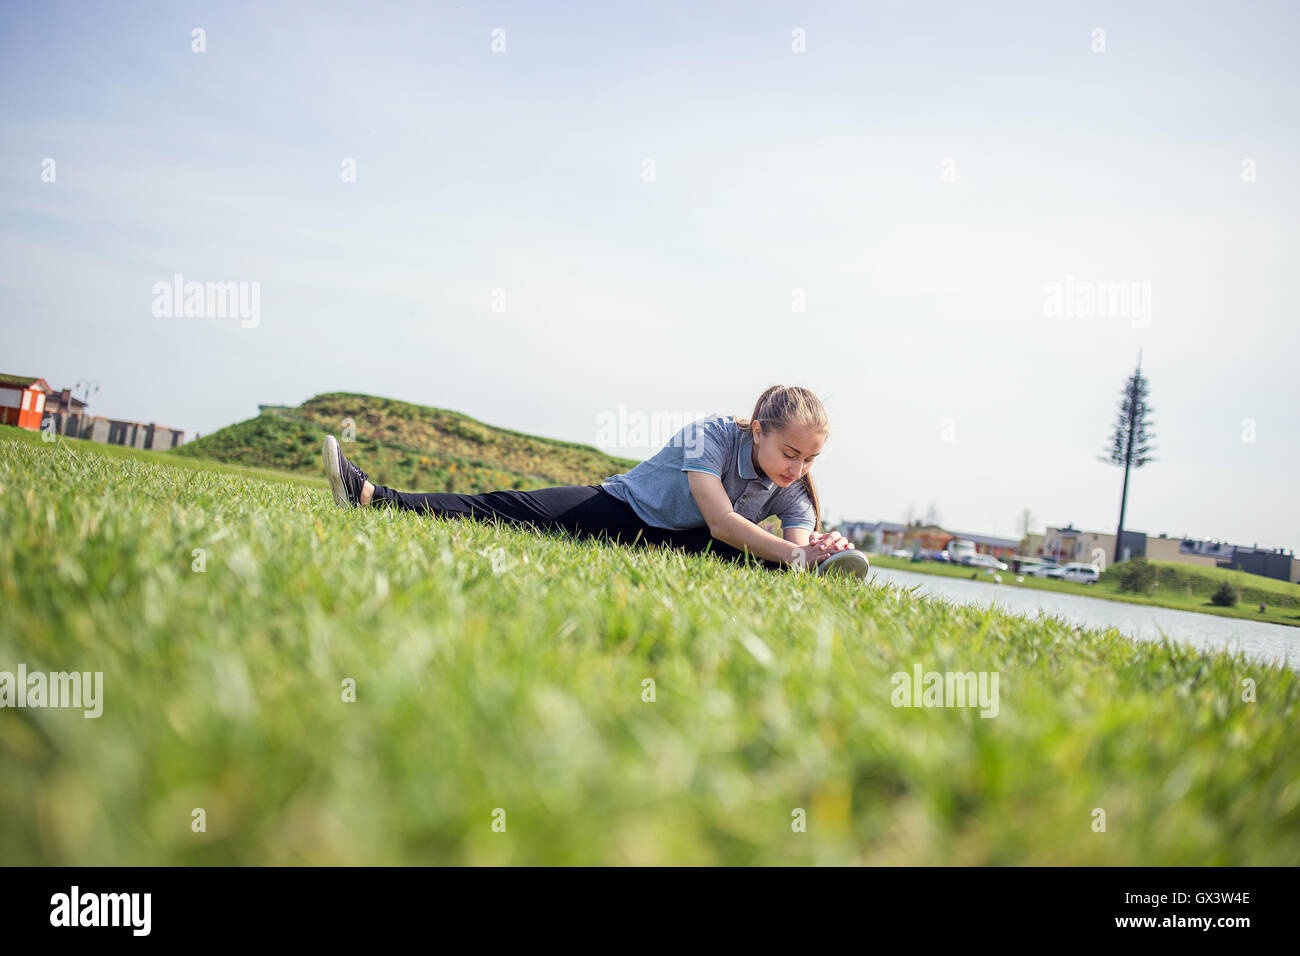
<box><xmin>751</xmin><ymin>422</ymin><xmax>826</xmax><ymax>487</ymax></box>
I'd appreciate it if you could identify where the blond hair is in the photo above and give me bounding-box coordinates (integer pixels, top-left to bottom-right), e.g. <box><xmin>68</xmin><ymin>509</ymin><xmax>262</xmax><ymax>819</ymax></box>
<box><xmin>734</xmin><ymin>385</ymin><xmax>828</xmax><ymax>533</ymax></box>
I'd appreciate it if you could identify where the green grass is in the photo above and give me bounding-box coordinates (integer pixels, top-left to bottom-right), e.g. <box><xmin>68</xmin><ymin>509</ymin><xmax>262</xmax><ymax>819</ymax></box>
<box><xmin>1139</xmin><ymin>560</ymin><xmax>1299</xmax><ymax>595</ymax></box>
<box><xmin>3</xmin><ymin>433</ymin><xmax>1299</xmax><ymax>865</ymax></box>
<box><xmin>0</xmin><ymin>424</ymin><xmax>326</xmax><ymax>488</ymax></box>
<box><xmin>867</xmin><ymin>554</ymin><xmax>1300</xmax><ymax>629</ymax></box>
<box><xmin>1100</xmin><ymin>558</ymin><xmax>1300</xmax><ymax>605</ymax></box>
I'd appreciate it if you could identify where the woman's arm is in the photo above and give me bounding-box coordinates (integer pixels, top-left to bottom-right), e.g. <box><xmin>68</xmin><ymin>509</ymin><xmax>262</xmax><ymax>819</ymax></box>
<box><xmin>687</xmin><ymin>472</ymin><xmax>841</xmax><ymax>566</ymax></box>
<box><xmin>783</xmin><ymin>526</ymin><xmax>812</xmax><ymax>548</ymax></box>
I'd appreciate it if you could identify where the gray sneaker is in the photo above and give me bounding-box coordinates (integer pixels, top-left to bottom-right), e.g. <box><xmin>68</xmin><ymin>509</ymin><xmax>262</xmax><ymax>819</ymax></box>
<box><xmin>815</xmin><ymin>549</ymin><xmax>871</xmax><ymax>580</ymax></box>
<box><xmin>323</xmin><ymin>435</ymin><xmax>369</xmax><ymax>509</ymax></box>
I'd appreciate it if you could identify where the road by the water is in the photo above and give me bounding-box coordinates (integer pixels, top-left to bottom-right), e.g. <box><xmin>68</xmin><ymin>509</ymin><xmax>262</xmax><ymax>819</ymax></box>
<box><xmin>869</xmin><ymin>566</ymin><xmax>1300</xmax><ymax>673</ymax></box>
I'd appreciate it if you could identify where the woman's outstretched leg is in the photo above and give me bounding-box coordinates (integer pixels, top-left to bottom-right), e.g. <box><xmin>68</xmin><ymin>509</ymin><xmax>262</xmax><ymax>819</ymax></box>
<box><xmin>369</xmin><ymin>483</ymin><xmax>783</xmax><ymax>570</ymax></box>
<box><xmin>368</xmin><ymin>482</ymin><xmax>621</xmax><ymax>539</ymax></box>
<box><xmin>323</xmin><ymin>435</ymin><xmax>785</xmax><ymax>570</ymax></box>
<box><xmin>648</xmin><ymin>525</ymin><xmax>787</xmax><ymax>571</ymax></box>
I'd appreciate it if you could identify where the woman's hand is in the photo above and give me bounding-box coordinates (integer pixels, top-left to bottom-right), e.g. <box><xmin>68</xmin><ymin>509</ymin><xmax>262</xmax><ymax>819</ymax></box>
<box><xmin>810</xmin><ymin>531</ymin><xmax>854</xmax><ymax>553</ymax></box>
<box><xmin>791</xmin><ymin>531</ymin><xmax>855</xmax><ymax>569</ymax></box>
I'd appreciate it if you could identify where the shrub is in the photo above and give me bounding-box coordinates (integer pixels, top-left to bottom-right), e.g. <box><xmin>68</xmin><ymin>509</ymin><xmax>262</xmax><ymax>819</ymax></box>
<box><xmin>1118</xmin><ymin>558</ymin><xmax>1158</xmax><ymax>594</ymax></box>
<box><xmin>1211</xmin><ymin>581</ymin><xmax>1238</xmax><ymax>607</ymax></box>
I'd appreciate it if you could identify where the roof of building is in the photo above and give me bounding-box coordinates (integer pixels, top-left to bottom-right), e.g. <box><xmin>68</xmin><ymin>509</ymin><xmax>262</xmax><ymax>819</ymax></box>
<box><xmin>842</xmin><ymin>520</ymin><xmax>908</xmax><ymax>533</ymax></box>
<box><xmin>946</xmin><ymin>530</ymin><xmax>1022</xmax><ymax>549</ymax></box>
<box><xmin>839</xmin><ymin>520</ymin><xmax>1023</xmax><ymax>550</ymax></box>
<box><xmin>53</xmin><ymin>388</ymin><xmax>88</xmax><ymax>407</ymax></box>
<box><xmin>85</xmin><ymin>414</ymin><xmax>184</xmax><ymax>434</ymax></box>
<box><xmin>0</xmin><ymin>374</ymin><xmax>52</xmax><ymax>390</ymax></box>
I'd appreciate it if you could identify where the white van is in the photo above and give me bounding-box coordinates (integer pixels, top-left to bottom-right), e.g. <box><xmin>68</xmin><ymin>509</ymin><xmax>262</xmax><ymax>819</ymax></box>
<box><xmin>1061</xmin><ymin>562</ymin><xmax>1100</xmax><ymax>584</ymax></box>
<box><xmin>967</xmin><ymin>553</ymin><xmax>1008</xmax><ymax>572</ymax></box>
<box><xmin>949</xmin><ymin>539</ymin><xmax>977</xmax><ymax>564</ymax></box>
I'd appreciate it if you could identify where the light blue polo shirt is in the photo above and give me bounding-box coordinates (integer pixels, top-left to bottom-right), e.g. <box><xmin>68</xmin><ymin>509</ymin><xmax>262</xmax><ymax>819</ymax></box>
<box><xmin>600</xmin><ymin>415</ymin><xmax>818</xmax><ymax>532</ymax></box>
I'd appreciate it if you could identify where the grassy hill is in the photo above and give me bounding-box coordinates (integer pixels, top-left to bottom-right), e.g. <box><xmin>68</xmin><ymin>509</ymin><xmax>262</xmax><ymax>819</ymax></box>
<box><xmin>173</xmin><ymin>392</ymin><xmax>641</xmax><ymax>494</ymax></box>
<box><xmin>2</xmin><ymin>430</ymin><xmax>1298</xmax><ymax>864</ymax></box>
<box><xmin>1100</xmin><ymin>558</ymin><xmax>1300</xmax><ymax>607</ymax></box>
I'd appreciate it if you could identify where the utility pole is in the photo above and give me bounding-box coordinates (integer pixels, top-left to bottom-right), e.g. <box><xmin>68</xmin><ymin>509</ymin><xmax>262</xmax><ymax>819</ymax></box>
<box><xmin>73</xmin><ymin>378</ymin><xmax>99</xmax><ymax>438</ymax></box>
<box><xmin>1100</xmin><ymin>354</ymin><xmax>1156</xmax><ymax>565</ymax></box>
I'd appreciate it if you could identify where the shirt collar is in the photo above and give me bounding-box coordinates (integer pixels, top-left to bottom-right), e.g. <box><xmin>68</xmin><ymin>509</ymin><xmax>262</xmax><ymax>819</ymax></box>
<box><xmin>736</xmin><ymin>425</ymin><xmax>774</xmax><ymax>489</ymax></box>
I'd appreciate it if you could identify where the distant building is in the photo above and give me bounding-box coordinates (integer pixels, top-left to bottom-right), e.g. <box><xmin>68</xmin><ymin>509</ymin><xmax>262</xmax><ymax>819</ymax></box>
<box><xmin>2</xmin><ymin>372</ymin><xmax>185</xmax><ymax>451</ymax></box>
<box><xmin>944</xmin><ymin>530</ymin><xmax>1021</xmax><ymax>558</ymax></box>
<box><xmin>0</xmin><ymin>374</ymin><xmax>52</xmax><ymax>430</ymax></box>
<box><xmin>41</xmin><ymin>387</ymin><xmax>90</xmax><ymax>438</ymax></box>
<box><xmin>1039</xmin><ymin>525</ymin><xmax>1149</xmax><ymax>566</ymax></box>
<box><xmin>1209</xmin><ymin>542</ymin><xmax>1297</xmax><ymax>583</ymax></box>
<box><xmin>838</xmin><ymin>520</ymin><xmax>907</xmax><ymax>550</ymax></box>
<box><xmin>1038</xmin><ymin>525</ymin><xmax>1298</xmax><ymax>583</ymax></box>
<box><xmin>837</xmin><ymin>520</ymin><xmax>1018</xmax><ymax>557</ymax></box>
<box><xmin>82</xmin><ymin>415</ymin><xmax>185</xmax><ymax>450</ymax></box>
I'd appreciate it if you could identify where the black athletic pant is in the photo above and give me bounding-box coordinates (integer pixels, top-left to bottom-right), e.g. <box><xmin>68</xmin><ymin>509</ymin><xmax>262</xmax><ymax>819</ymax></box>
<box><xmin>368</xmin><ymin>482</ymin><xmax>787</xmax><ymax>571</ymax></box>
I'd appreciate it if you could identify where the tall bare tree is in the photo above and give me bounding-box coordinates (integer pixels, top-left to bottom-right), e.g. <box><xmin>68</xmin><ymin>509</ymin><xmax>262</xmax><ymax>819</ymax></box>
<box><xmin>1019</xmin><ymin>508</ymin><xmax>1036</xmax><ymax>549</ymax></box>
<box><xmin>1100</xmin><ymin>354</ymin><xmax>1157</xmax><ymax>564</ymax></box>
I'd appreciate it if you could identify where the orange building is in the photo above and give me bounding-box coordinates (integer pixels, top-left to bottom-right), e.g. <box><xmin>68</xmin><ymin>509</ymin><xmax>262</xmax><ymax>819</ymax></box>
<box><xmin>0</xmin><ymin>374</ymin><xmax>52</xmax><ymax>430</ymax></box>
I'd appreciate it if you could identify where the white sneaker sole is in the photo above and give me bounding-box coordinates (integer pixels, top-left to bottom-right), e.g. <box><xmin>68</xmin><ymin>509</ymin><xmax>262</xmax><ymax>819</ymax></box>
<box><xmin>815</xmin><ymin>549</ymin><xmax>871</xmax><ymax>580</ymax></box>
<box><xmin>322</xmin><ymin>435</ymin><xmax>351</xmax><ymax>509</ymax></box>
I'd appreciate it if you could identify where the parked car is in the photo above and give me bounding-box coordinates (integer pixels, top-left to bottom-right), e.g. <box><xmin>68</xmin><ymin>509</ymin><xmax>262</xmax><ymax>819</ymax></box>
<box><xmin>966</xmin><ymin>553</ymin><xmax>1009</xmax><ymax>572</ymax></box>
<box><xmin>1060</xmin><ymin>562</ymin><xmax>1100</xmax><ymax>584</ymax></box>
<box><xmin>1025</xmin><ymin>562</ymin><xmax>1064</xmax><ymax>579</ymax></box>
<box><xmin>890</xmin><ymin>549</ymin><xmax>913</xmax><ymax>560</ymax></box>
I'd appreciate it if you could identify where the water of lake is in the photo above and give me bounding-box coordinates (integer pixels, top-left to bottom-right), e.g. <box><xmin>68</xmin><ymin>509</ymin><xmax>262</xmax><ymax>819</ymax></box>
<box><xmin>869</xmin><ymin>566</ymin><xmax>1300</xmax><ymax>673</ymax></box>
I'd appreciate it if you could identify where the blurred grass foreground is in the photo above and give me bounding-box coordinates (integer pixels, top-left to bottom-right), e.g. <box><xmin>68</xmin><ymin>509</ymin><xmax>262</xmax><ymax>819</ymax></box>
<box><xmin>1</xmin><ymin>432</ymin><xmax>1297</xmax><ymax>865</ymax></box>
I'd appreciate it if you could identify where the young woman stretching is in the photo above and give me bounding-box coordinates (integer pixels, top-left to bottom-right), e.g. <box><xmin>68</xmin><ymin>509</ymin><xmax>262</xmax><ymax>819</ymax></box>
<box><xmin>322</xmin><ymin>384</ymin><xmax>867</xmax><ymax>575</ymax></box>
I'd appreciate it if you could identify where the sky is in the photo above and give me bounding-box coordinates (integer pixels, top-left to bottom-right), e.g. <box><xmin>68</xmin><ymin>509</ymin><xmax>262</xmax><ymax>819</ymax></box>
<box><xmin>1</xmin><ymin>0</ymin><xmax>1296</xmax><ymax>548</ymax></box>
